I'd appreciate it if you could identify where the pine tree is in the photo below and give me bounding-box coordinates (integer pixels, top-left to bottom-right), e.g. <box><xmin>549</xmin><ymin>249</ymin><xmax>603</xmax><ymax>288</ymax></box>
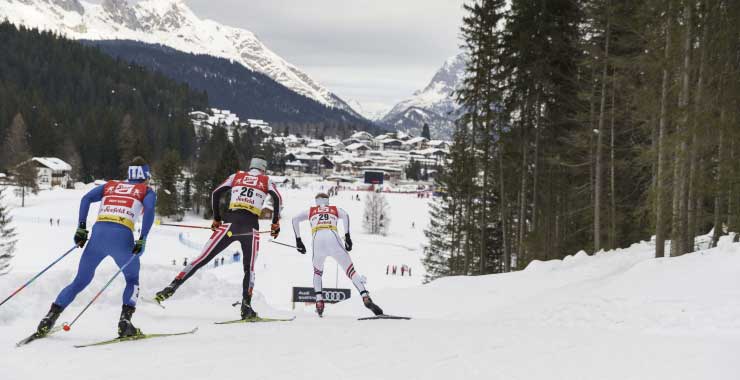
<box><xmin>118</xmin><ymin>114</ymin><xmax>149</xmax><ymax>171</ymax></box>
<box><xmin>3</xmin><ymin>114</ymin><xmax>38</xmax><ymax>207</ymax></box>
<box><xmin>0</xmin><ymin>187</ymin><xmax>17</xmax><ymax>275</ymax></box>
<box><xmin>1</xmin><ymin>113</ymin><xmax>31</xmax><ymax>170</ymax></box>
<box><xmin>421</xmin><ymin>123</ymin><xmax>431</xmax><ymax>140</ymax></box>
<box><xmin>405</xmin><ymin>159</ymin><xmax>422</xmax><ymax>181</ymax></box>
<box><xmin>155</xmin><ymin>150</ymin><xmax>183</xmax><ymax>219</ymax></box>
<box><xmin>422</xmin><ymin>193</ymin><xmax>453</xmax><ymax>283</ymax></box>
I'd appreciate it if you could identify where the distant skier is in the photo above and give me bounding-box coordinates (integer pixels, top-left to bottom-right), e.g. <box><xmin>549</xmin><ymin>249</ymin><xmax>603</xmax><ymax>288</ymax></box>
<box><xmin>35</xmin><ymin>157</ymin><xmax>156</xmax><ymax>338</ymax></box>
<box><xmin>292</xmin><ymin>193</ymin><xmax>383</xmax><ymax>317</ymax></box>
<box><xmin>155</xmin><ymin>157</ymin><xmax>282</xmax><ymax>320</ymax></box>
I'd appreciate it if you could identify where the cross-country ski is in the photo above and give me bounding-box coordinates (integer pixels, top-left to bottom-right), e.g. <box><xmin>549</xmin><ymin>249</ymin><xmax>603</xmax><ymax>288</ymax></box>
<box><xmin>74</xmin><ymin>327</ymin><xmax>199</xmax><ymax>348</ymax></box>
<box><xmin>15</xmin><ymin>326</ymin><xmax>63</xmax><ymax>347</ymax></box>
<box><xmin>1</xmin><ymin>1</ymin><xmax>739</xmax><ymax>379</ymax></box>
<box><xmin>357</xmin><ymin>315</ymin><xmax>411</xmax><ymax>321</ymax></box>
<box><xmin>214</xmin><ymin>316</ymin><xmax>296</xmax><ymax>325</ymax></box>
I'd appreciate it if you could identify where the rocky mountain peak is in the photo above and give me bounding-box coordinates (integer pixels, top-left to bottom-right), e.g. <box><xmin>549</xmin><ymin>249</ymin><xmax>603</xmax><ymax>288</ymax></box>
<box><xmin>101</xmin><ymin>0</ymin><xmax>139</xmax><ymax>29</ymax></box>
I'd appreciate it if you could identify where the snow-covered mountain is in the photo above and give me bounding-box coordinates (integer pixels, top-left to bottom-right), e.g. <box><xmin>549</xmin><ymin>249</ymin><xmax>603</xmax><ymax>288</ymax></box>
<box><xmin>0</xmin><ymin>0</ymin><xmax>360</xmax><ymax>116</ymax></box>
<box><xmin>346</xmin><ymin>99</ymin><xmax>389</xmax><ymax>121</ymax></box>
<box><xmin>381</xmin><ymin>53</ymin><xmax>466</xmax><ymax>139</ymax></box>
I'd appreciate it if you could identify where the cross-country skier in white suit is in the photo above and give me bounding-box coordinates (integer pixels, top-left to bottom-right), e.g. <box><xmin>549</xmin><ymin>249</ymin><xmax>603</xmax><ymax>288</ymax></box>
<box><xmin>292</xmin><ymin>193</ymin><xmax>383</xmax><ymax>317</ymax></box>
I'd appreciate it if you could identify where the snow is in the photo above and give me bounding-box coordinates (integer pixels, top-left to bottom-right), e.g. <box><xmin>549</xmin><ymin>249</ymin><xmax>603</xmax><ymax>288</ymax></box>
<box><xmin>1</xmin><ymin>183</ymin><xmax>739</xmax><ymax>379</ymax></box>
<box><xmin>0</xmin><ymin>0</ymin><xmax>356</xmax><ymax>114</ymax></box>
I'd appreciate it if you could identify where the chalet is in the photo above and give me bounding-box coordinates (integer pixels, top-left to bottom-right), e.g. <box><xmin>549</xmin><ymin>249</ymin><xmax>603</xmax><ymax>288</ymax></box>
<box><xmin>428</xmin><ymin>140</ymin><xmax>451</xmax><ymax>150</ymax></box>
<box><xmin>350</xmin><ymin>131</ymin><xmax>374</xmax><ymax>142</ymax></box>
<box><xmin>345</xmin><ymin>143</ymin><xmax>371</xmax><ymax>156</ymax></box>
<box><xmin>402</xmin><ymin>137</ymin><xmax>429</xmax><ymax>150</ymax></box>
<box><xmin>342</xmin><ymin>138</ymin><xmax>362</xmax><ymax>146</ymax></box>
<box><xmin>379</xmin><ymin>139</ymin><xmax>403</xmax><ymax>151</ymax></box>
<box><xmin>283</xmin><ymin>153</ymin><xmax>335</xmax><ymax>176</ymax></box>
<box><xmin>17</xmin><ymin>157</ymin><xmax>73</xmax><ymax>189</ymax></box>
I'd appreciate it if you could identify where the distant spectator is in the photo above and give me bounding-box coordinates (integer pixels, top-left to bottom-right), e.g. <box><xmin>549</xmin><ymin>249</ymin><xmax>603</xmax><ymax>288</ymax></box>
<box><xmin>172</xmin><ymin>259</ymin><xmax>176</xmax><ymax>266</ymax></box>
<box><xmin>183</xmin><ymin>258</ymin><xmax>188</xmax><ymax>266</ymax></box>
<box><xmin>221</xmin><ymin>257</ymin><xmax>225</xmax><ymax>266</ymax></box>
<box><xmin>386</xmin><ymin>265</ymin><xmax>389</xmax><ymax>275</ymax></box>
<box><xmin>57</xmin><ymin>218</ymin><xmax>60</xmax><ymax>226</ymax></box>
<box><xmin>392</xmin><ymin>265</ymin><xmax>397</xmax><ymax>275</ymax></box>
<box><xmin>49</xmin><ymin>218</ymin><xmax>53</xmax><ymax>226</ymax></box>
<box><xmin>409</xmin><ymin>267</ymin><xmax>412</xmax><ymax>276</ymax></box>
<box><xmin>401</xmin><ymin>265</ymin><xmax>406</xmax><ymax>276</ymax></box>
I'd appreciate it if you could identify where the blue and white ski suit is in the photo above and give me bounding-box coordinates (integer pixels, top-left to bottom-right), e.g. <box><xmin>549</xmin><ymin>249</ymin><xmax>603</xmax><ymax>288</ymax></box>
<box><xmin>54</xmin><ymin>180</ymin><xmax>156</xmax><ymax>308</ymax></box>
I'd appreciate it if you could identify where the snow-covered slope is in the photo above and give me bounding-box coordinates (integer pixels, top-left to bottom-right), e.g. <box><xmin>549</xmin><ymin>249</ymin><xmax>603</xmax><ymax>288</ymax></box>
<box><xmin>1</xmin><ymin>182</ymin><xmax>739</xmax><ymax>379</ymax></box>
<box><xmin>346</xmin><ymin>99</ymin><xmax>389</xmax><ymax>121</ymax></box>
<box><xmin>381</xmin><ymin>53</ymin><xmax>466</xmax><ymax>139</ymax></box>
<box><xmin>0</xmin><ymin>0</ymin><xmax>359</xmax><ymax>116</ymax></box>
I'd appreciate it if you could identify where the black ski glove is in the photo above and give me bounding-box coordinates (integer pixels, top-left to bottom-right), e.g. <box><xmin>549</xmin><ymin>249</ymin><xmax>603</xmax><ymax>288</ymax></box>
<box><xmin>74</xmin><ymin>223</ymin><xmax>89</xmax><ymax>248</ymax></box>
<box><xmin>296</xmin><ymin>238</ymin><xmax>306</xmax><ymax>254</ymax></box>
<box><xmin>345</xmin><ymin>234</ymin><xmax>353</xmax><ymax>252</ymax></box>
<box><xmin>132</xmin><ymin>238</ymin><xmax>146</xmax><ymax>255</ymax></box>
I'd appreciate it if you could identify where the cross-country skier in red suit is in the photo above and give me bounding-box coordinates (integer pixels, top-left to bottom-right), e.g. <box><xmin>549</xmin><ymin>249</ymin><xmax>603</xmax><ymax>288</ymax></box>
<box><xmin>155</xmin><ymin>157</ymin><xmax>282</xmax><ymax>319</ymax></box>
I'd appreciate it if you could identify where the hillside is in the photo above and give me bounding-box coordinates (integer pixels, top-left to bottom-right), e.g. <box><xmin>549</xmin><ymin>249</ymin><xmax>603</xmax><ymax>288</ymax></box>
<box><xmin>1</xmin><ymin>182</ymin><xmax>738</xmax><ymax>379</ymax></box>
<box><xmin>88</xmin><ymin>40</ymin><xmax>377</xmax><ymax>129</ymax></box>
<box><xmin>0</xmin><ymin>0</ymin><xmax>359</xmax><ymax>114</ymax></box>
<box><xmin>0</xmin><ymin>22</ymin><xmax>207</xmax><ymax>180</ymax></box>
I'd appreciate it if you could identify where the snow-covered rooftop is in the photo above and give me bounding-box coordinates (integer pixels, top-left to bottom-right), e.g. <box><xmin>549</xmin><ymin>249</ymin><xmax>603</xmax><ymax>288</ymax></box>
<box><xmin>32</xmin><ymin>157</ymin><xmax>72</xmax><ymax>172</ymax></box>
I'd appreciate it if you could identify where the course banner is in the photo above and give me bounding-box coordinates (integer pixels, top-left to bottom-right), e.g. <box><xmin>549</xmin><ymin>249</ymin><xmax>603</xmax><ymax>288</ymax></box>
<box><xmin>292</xmin><ymin>287</ymin><xmax>351</xmax><ymax>304</ymax></box>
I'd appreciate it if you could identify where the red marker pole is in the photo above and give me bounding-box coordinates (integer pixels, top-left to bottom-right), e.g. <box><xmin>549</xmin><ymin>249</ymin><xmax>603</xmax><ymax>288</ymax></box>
<box><xmin>62</xmin><ymin>254</ymin><xmax>137</xmax><ymax>331</ymax></box>
<box><xmin>0</xmin><ymin>246</ymin><xmax>78</xmax><ymax>308</ymax></box>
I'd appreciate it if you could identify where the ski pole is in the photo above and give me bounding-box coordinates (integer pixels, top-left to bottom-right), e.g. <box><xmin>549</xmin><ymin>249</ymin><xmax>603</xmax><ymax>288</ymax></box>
<box><xmin>62</xmin><ymin>254</ymin><xmax>138</xmax><ymax>331</ymax></box>
<box><xmin>269</xmin><ymin>240</ymin><xmax>297</xmax><ymax>249</ymax></box>
<box><xmin>0</xmin><ymin>246</ymin><xmax>78</xmax><ymax>308</ymax></box>
<box><xmin>157</xmin><ymin>222</ymin><xmax>211</xmax><ymax>230</ymax></box>
<box><xmin>227</xmin><ymin>230</ymin><xmax>272</xmax><ymax>238</ymax></box>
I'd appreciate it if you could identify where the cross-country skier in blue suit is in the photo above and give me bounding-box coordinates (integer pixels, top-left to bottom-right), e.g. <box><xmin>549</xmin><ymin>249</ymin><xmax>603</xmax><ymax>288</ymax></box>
<box><xmin>35</xmin><ymin>157</ymin><xmax>157</xmax><ymax>338</ymax></box>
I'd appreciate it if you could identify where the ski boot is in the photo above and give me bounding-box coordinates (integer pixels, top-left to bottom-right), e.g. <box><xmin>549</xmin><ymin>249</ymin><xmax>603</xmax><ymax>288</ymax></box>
<box><xmin>117</xmin><ymin>305</ymin><xmax>142</xmax><ymax>338</ymax></box>
<box><xmin>36</xmin><ymin>303</ymin><xmax>64</xmax><ymax>337</ymax></box>
<box><xmin>154</xmin><ymin>279</ymin><xmax>182</xmax><ymax>304</ymax></box>
<box><xmin>315</xmin><ymin>300</ymin><xmax>325</xmax><ymax>317</ymax></box>
<box><xmin>240</xmin><ymin>298</ymin><xmax>258</xmax><ymax>320</ymax></box>
<box><xmin>361</xmin><ymin>291</ymin><xmax>384</xmax><ymax>316</ymax></box>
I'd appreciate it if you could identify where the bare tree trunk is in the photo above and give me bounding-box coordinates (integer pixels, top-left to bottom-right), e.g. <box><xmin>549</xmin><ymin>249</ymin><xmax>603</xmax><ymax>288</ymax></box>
<box><xmin>463</xmin><ymin>118</ymin><xmax>476</xmax><ymax>275</ymax></box>
<box><xmin>680</xmin><ymin>3</ymin><xmax>693</xmax><ymax>254</ymax></box>
<box><xmin>655</xmin><ymin>6</ymin><xmax>672</xmax><ymax>258</ymax></box>
<box><xmin>500</xmin><ymin>148</ymin><xmax>510</xmax><ymax>272</ymax></box>
<box><xmin>687</xmin><ymin>20</ymin><xmax>707</xmax><ymax>252</ymax></box>
<box><xmin>532</xmin><ymin>118</ymin><xmax>540</xmax><ymax>233</ymax></box>
<box><xmin>712</xmin><ymin>109</ymin><xmax>726</xmax><ymax>248</ymax></box>
<box><xmin>609</xmin><ymin>71</ymin><xmax>617</xmax><ymax>250</ymax></box>
<box><xmin>728</xmin><ymin>140</ymin><xmax>736</xmax><ymax>234</ymax></box>
<box><xmin>594</xmin><ymin>10</ymin><xmax>611</xmax><ymax>253</ymax></box>
<box><xmin>518</xmin><ymin>142</ymin><xmax>528</xmax><ymax>267</ymax></box>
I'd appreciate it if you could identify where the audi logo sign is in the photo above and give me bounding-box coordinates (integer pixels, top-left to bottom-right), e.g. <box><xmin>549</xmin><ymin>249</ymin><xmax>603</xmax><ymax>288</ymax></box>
<box><xmin>292</xmin><ymin>287</ymin><xmax>351</xmax><ymax>304</ymax></box>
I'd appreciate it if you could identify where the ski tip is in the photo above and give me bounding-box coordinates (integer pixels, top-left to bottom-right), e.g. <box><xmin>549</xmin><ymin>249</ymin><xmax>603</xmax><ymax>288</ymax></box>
<box><xmin>151</xmin><ymin>299</ymin><xmax>166</xmax><ymax>309</ymax></box>
<box><xmin>358</xmin><ymin>314</ymin><xmax>412</xmax><ymax>321</ymax></box>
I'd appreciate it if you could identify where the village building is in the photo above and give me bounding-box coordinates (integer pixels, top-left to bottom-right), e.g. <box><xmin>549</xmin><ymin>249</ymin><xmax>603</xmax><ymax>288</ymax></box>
<box><xmin>16</xmin><ymin>157</ymin><xmax>73</xmax><ymax>189</ymax></box>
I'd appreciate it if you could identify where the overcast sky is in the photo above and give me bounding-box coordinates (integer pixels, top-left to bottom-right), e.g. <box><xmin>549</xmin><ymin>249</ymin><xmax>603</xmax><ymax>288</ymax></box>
<box><xmin>90</xmin><ymin>0</ymin><xmax>465</xmax><ymax>114</ymax></box>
